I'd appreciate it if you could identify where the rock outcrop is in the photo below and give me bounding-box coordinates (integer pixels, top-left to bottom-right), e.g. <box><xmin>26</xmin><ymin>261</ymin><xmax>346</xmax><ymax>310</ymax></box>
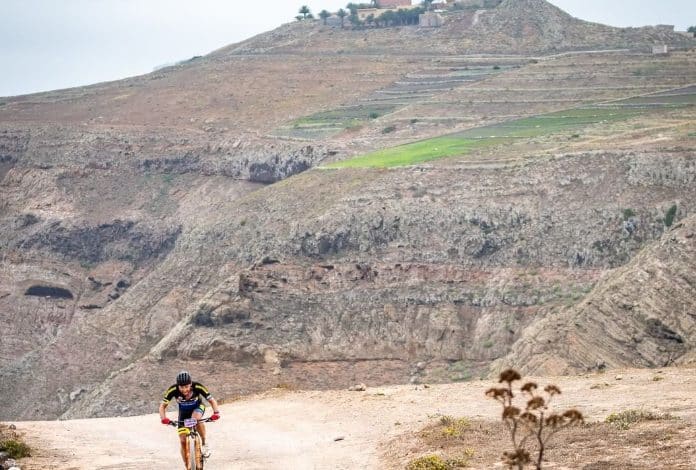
<box><xmin>496</xmin><ymin>215</ymin><xmax>696</xmax><ymax>375</ymax></box>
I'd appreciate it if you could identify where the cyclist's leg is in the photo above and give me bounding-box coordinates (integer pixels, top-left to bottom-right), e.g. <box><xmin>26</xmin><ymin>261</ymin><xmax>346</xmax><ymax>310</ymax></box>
<box><xmin>178</xmin><ymin>433</ymin><xmax>189</xmax><ymax>467</ymax></box>
<box><xmin>193</xmin><ymin>403</ymin><xmax>207</xmax><ymax>446</ymax></box>
<box><xmin>178</xmin><ymin>409</ymin><xmax>194</xmax><ymax>468</ymax></box>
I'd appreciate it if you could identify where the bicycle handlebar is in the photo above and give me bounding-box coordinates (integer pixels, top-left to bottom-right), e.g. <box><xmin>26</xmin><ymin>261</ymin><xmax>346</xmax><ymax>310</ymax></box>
<box><xmin>167</xmin><ymin>416</ymin><xmax>215</xmax><ymax>427</ymax></box>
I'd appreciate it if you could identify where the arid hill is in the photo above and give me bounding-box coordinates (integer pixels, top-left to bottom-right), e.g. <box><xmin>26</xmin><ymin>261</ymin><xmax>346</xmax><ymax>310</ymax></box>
<box><xmin>0</xmin><ymin>0</ymin><xmax>695</xmax><ymax>420</ymax></box>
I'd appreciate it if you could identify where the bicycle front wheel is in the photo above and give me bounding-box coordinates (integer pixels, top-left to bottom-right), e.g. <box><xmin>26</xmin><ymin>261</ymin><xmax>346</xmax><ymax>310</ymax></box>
<box><xmin>188</xmin><ymin>435</ymin><xmax>198</xmax><ymax>470</ymax></box>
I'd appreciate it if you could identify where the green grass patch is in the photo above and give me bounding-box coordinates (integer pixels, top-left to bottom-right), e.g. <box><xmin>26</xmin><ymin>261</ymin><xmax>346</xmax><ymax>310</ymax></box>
<box><xmin>292</xmin><ymin>104</ymin><xmax>397</xmax><ymax>128</ymax></box>
<box><xmin>325</xmin><ymin>135</ymin><xmax>506</xmax><ymax>168</ymax></box>
<box><xmin>325</xmin><ymin>105</ymin><xmax>644</xmax><ymax>168</ymax></box>
<box><xmin>321</xmin><ymin>89</ymin><xmax>683</xmax><ymax>168</ymax></box>
<box><xmin>276</xmin><ymin>104</ymin><xmax>398</xmax><ymax>139</ymax></box>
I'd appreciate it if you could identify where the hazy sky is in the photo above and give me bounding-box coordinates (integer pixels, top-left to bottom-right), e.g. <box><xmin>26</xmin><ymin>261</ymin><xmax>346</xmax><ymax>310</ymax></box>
<box><xmin>1</xmin><ymin>0</ymin><xmax>693</xmax><ymax>97</ymax></box>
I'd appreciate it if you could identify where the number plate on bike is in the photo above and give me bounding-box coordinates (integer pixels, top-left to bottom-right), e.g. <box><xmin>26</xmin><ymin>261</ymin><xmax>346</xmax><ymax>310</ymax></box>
<box><xmin>183</xmin><ymin>418</ymin><xmax>197</xmax><ymax>428</ymax></box>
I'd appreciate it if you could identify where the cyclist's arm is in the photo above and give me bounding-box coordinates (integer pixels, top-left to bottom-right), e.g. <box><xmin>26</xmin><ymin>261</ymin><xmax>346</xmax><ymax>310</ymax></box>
<box><xmin>207</xmin><ymin>396</ymin><xmax>220</xmax><ymax>414</ymax></box>
<box><xmin>194</xmin><ymin>383</ymin><xmax>220</xmax><ymax>414</ymax></box>
<box><xmin>160</xmin><ymin>386</ymin><xmax>176</xmax><ymax>420</ymax></box>
<box><xmin>158</xmin><ymin>401</ymin><xmax>168</xmax><ymax>420</ymax></box>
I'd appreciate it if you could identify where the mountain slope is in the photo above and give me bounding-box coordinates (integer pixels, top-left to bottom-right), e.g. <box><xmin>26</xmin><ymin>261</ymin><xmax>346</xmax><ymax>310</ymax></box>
<box><xmin>498</xmin><ymin>214</ymin><xmax>696</xmax><ymax>374</ymax></box>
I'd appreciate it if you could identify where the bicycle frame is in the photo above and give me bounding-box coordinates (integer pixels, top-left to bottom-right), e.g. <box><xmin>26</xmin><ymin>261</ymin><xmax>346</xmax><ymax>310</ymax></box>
<box><xmin>168</xmin><ymin>416</ymin><xmax>214</xmax><ymax>470</ymax></box>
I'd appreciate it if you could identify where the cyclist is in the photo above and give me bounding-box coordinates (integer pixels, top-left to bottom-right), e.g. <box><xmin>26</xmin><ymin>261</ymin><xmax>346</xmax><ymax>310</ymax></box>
<box><xmin>159</xmin><ymin>370</ymin><xmax>220</xmax><ymax>464</ymax></box>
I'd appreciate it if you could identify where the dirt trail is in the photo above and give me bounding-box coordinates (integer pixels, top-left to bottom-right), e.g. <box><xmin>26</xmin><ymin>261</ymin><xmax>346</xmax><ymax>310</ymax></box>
<box><xmin>14</xmin><ymin>367</ymin><xmax>696</xmax><ymax>469</ymax></box>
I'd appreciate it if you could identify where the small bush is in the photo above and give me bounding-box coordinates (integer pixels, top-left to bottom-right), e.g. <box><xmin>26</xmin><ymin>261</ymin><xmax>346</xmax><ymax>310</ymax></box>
<box><xmin>406</xmin><ymin>454</ymin><xmax>468</xmax><ymax>470</ymax></box>
<box><xmin>382</xmin><ymin>125</ymin><xmax>396</xmax><ymax>134</ymax></box>
<box><xmin>407</xmin><ymin>455</ymin><xmax>448</xmax><ymax>470</ymax></box>
<box><xmin>0</xmin><ymin>439</ymin><xmax>32</xmax><ymax>458</ymax></box>
<box><xmin>369</xmin><ymin>111</ymin><xmax>380</xmax><ymax>119</ymax></box>
<box><xmin>439</xmin><ymin>416</ymin><xmax>470</xmax><ymax>437</ymax></box>
<box><xmin>605</xmin><ymin>409</ymin><xmax>674</xmax><ymax>430</ymax></box>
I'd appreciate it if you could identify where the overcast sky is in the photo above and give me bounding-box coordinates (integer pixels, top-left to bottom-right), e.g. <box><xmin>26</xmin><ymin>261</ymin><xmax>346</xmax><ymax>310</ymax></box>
<box><xmin>1</xmin><ymin>0</ymin><xmax>693</xmax><ymax>97</ymax></box>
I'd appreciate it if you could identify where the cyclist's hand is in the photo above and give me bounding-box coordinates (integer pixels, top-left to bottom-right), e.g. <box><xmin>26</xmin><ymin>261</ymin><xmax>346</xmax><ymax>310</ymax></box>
<box><xmin>161</xmin><ymin>417</ymin><xmax>171</xmax><ymax>425</ymax></box>
<box><xmin>210</xmin><ymin>411</ymin><xmax>221</xmax><ymax>421</ymax></box>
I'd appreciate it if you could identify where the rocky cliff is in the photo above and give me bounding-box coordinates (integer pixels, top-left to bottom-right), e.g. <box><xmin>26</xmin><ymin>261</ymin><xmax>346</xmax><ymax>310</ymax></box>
<box><xmin>496</xmin><ymin>214</ymin><xmax>696</xmax><ymax>375</ymax></box>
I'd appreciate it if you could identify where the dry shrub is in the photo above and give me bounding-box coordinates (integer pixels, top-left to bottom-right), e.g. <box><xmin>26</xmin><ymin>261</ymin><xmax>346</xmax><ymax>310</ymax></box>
<box><xmin>486</xmin><ymin>369</ymin><xmax>583</xmax><ymax>469</ymax></box>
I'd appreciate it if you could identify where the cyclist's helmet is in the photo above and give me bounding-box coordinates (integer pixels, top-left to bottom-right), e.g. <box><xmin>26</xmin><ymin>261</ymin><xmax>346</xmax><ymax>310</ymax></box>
<box><xmin>176</xmin><ymin>370</ymin><xmax>192</xmax><ymax>386</ymax></box>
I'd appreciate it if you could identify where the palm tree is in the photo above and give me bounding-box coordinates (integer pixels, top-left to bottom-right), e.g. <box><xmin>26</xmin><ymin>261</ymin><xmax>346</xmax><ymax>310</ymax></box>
<box><xmin>337</xmin><ymin>8</ymin><xmax>348</xmax><ymax>27</ymax></box>
<box><xmin>298</xmin><ymin>5</ymin><xmax>311</xmax><ymax>20</ymax></box>
<box><xmin>346</xmin><ymin>3</ymin><xmax>359</xmax><ymax>15</ymax></box>
<box><xmin>319</xmin><ymin>9</ymin><xmax>331</xmax><ymax>25</ymax></box>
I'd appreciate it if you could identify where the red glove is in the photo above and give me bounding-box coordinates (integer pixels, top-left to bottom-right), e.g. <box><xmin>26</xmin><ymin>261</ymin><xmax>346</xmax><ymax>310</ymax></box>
<box><xmin>210</xmin><ymin>411</ymin><xmax>220</xmax><ymax>421</ymax></box>
<box><xmin>161</xmin><ymin>417</ymin><xmax>171</xmax><ymax>425</ymax></box>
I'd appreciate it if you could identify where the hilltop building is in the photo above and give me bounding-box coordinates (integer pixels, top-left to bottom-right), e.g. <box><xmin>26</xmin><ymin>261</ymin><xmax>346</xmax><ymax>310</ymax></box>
<box><xmin>357</xmin><ymin>1</ymin><xmax>419</xmax><ymax>21</ymax></box>
<box><xmin>376</xmin><ymin>0</ymin><xmax>413</xmax><ymax>7</ymax></box>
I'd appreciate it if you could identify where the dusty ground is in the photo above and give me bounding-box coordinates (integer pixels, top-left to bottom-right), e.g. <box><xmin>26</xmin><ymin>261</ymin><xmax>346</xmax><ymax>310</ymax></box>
<box><xmin>8</xmin><ymin>366</ymin><xmax>696</xmax><ymax>469</ymax></box>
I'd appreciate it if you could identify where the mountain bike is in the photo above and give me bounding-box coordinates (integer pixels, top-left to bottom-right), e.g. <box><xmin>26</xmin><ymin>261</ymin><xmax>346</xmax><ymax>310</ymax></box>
<box><xmin>168</xmin><ymin>415</ymin><xmax>215</xmax><ymax>470</ymax></box>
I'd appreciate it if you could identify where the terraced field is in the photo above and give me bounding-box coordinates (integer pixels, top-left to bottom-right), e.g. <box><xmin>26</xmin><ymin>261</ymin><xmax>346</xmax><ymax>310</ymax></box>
<box><xmin>271</xmin><ymin>50</ymin><xmax>695</xmax><ymax>157</ymax></box>
<box><xmin>325</xmin><ymin>86</ymin><xmax>695</xmax><ymax>168</ymax></box>
<box><xmin>271</xmin><ymin>58</ymin><xmax>520</xmax><ymax>140</ymax></box>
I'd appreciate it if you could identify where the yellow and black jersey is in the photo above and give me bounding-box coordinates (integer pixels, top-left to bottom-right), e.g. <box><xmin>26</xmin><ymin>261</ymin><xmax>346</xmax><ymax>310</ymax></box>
<box><xmin>162</xmin><ymin>382</ymin><xmax>213</xmax><ymax>412</ymax></box>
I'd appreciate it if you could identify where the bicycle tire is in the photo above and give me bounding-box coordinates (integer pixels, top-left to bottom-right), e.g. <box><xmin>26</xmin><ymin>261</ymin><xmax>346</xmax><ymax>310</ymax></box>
<box><xmin>188</xmin><ymin>435</ymin><xmax>197</xmax><ymax>470</ymax></box>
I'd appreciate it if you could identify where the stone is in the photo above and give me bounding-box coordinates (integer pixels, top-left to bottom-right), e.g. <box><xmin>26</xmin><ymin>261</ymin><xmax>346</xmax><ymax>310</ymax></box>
<box><xmin>70</xmin><ymin>388</ymin><xmax>84</xmax><ymax>401</ymax></box>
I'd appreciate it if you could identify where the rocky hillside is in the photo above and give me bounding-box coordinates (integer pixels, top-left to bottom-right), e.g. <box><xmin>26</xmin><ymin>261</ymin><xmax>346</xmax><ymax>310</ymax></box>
<box><xmin>497</xmin><ymin>214</ymin><xmax>696</xmax><ymax>375</ymax></box>
<box><xmin>0</xmin><ymin>0</ymin><xmax>695</xmax><ymax>420</ymax></box>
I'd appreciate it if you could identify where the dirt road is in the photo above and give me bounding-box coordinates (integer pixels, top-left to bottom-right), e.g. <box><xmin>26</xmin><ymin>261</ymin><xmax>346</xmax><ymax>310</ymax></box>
<box><xmin>14</xmin><ymin>367</ymin><xmax>696</xmax><ymax>469</ymax></box>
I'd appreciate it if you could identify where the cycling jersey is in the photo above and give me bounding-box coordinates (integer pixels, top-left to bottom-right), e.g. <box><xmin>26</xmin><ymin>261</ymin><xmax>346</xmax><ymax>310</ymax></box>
<box><xmin>162</xmin><ymin>382</ymin><xmax>214</xmax><ymax>413</ymax></box>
